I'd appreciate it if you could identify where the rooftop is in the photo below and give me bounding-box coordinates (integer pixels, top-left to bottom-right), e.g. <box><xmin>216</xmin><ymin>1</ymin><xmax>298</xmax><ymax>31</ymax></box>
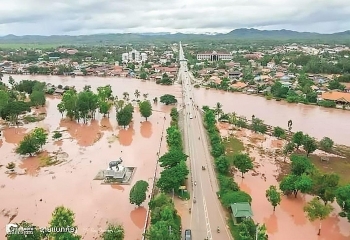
<box><xmin>230</xmin><ymin>202</ymin><xmax>253</xmax><ymax>218</ymax></box>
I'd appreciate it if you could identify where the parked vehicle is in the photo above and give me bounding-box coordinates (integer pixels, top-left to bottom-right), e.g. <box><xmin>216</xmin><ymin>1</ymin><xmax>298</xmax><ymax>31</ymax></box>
<box><xmin>185</xmin><ymin>229</ymin><xmax>192</xmax><ymax>240</ymax></box>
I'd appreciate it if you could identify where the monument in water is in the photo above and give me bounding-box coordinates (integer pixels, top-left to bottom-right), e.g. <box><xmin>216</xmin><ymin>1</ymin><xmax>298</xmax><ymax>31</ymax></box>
<box><xmin>93</xmin><ymin>157</ymin><xmax>136</xmax><ymax>185</ymax></box>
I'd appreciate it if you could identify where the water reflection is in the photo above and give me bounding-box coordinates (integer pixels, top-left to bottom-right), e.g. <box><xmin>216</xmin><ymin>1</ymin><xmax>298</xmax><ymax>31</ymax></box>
<box><xmin>264</xmin><ymin>213</ymin><xmax>278</xmax><ymax>235</ymax></box>
<box><xmin>118</xmin><ymin>123</ymin><xmax>135</xmax><ymax>146</ymax></box>
<box><xmin>3</xmin><ymin>127</ymin><xmax>27</xmax><ymax>144</ymax></box>
<box><xmin>140</xmin><ymin>121</ymin><xmax>153</xmax><ymax>138</ymax></box>
<box><xmin>59</xmin><ymin>119</ymin><xmax>103</xmax><ymax>147</ymax></box>
<box><xmin>100</xmin><ymin>118</ymin><xmax>113</xmax><ymax>131</ymax></box>
<box><xmin>130</xmin><ymin>207</ymin><xmax>147</xmax><ymax>229</ymax></box>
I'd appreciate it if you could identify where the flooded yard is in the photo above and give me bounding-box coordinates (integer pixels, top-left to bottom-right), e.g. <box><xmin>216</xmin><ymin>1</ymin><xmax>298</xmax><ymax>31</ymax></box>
<box><xmin>0</xmin><ymin>76</ymin><xmax>182</xmax><ymax>239</ymax></box>
<box><xmin>218</xmin><ymin>123</ymin><xmax>350</xmax><ymax>240</ymax></box>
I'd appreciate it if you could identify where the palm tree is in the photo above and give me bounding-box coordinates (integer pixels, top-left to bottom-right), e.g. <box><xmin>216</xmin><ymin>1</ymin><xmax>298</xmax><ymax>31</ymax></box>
<box><xmin>153</xmin><ymin>97</ymin><xmax>158</xmax><ymax>104</ymax></box>
<box><xmin>228</xmin><ymin>112</ymin><xmax>237</xmax><ymax>125</ymax></box>
<box><xmin>122</xmin><ymin>92</ymin><xmax>129</xmax><ymax>101</ymax></box>
<box><xmin>115</xmin><ymin>100</ymin><xmax>125</xmax><ymax>112</ymax></box>
<box><xmin>134</xmin><ymin>89</ymin><xmax>140</xmax><ymax>99</ymax></box>
<box><xmin>214</xmin><ymin>102</ymin><xmax>223</xmax><ymax>118</ymax></box>
<box><xmin>143</xmin><ymin>93</ymin><xmax>149</xmax><ymax>99</ymax></box>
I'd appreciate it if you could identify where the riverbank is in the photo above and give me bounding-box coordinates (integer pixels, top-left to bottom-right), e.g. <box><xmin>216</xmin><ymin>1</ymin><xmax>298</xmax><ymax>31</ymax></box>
<box><xmin>198</xmin><ymin>82</ymin><xmax>350</xmax><ymax>111</ymax></box>
<box><xmin>217</xmin><ymin>123</ymin><xmax>350</xmax><ymax>240</ymax></box>
<box><xmin>193</xmin><ymin>88</ymin><xmax>350</xmax><ymax>145</ymax></box>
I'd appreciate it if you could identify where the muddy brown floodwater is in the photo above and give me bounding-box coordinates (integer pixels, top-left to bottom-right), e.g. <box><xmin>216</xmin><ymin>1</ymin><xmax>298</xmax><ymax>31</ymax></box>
<box><xmin>0</xmin><ymin>75</ymin><xmax>182</xmax><ymax>240</ymax></box>
<box><xmin>194</xmin><ymin>88</ymin><xmax>350</xmax><ymax>145</ymax></box>
<box><xmin>218</xmin><ymin>123</ymin><xmax>350</xmax><ymax>240</ymax></box>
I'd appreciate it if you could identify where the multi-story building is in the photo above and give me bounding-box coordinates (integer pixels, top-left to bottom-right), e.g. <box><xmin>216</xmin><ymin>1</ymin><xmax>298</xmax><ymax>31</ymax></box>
<box><xmin>196</xmin><ymin>51</ymin><xmax>232</xmax><ymax>61</ymax></box>
<box><xmin>122</xmin><ymin>49</ymin><xmax>147</xmax><ymax>63</ymax></box>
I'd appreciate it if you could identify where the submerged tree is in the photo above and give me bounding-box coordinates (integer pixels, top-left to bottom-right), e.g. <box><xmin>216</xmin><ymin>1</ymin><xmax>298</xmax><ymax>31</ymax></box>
<box><xmin>266</xmin><ymin>185</ymin><xmax>282</xmax><ymax>211</ymax></box>
<box><xmin>304</xmin><ymin>197</ymin><xmax>333</xmax><ymax>236</ymax></box>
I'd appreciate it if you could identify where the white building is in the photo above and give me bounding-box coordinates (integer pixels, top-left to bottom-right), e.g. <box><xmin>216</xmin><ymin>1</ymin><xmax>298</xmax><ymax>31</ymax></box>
<box><xmin>196</xmin><ymin>51</ymin><xmax>232</xmax><ymax>61</ymax></box>
<box><xmin>122</xmin><ymin>49</ymin><xmax>147</xmax><ymax>63</ymax></box>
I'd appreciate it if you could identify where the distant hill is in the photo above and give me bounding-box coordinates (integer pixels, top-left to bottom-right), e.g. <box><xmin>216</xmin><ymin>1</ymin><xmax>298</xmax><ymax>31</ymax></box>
<box><xmin>0</xmin><ymin>28</ymin><xmax>350</xmax><ymax>46</ymax></box>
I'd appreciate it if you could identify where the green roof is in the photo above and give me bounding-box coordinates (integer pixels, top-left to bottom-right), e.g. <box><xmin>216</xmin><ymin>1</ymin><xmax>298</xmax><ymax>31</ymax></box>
<box><xmin>230</xmin><ymin>202</ymin><xmax>253</xmax><ymax>218</ymax></box>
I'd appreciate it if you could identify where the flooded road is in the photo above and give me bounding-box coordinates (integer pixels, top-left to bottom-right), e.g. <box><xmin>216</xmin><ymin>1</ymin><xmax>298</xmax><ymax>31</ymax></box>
<box><xmin>194</xmin><ymin>88</ymin><xmax>350</xmax><ymax>145</ymax></box>
<box><xmin>0</xmin><ymin>75</ymin><xmax>182</xmax><ymax>239</ymax></box>
<box><xmin>218</xmin><ymin>123</ymin><xmax>350</xmax><ymax>240</ymax></box>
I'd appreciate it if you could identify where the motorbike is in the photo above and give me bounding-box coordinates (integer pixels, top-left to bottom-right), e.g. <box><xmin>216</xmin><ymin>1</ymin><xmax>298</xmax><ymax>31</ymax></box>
<box><xmin>202</xmin><ymin>166</ymin><xmax>206</xmax><ymax>170</ymax></box>
<box><xmin>217</xmin><ymin>227</ymin><xmax>220</xmax><ymax>233</ymax></box>
<box><xmin>189</xmin><ymin>208</ymin><xmax>191</xmax><ymax>213</ymax></box>
<box><xmin>193</xmin><ymin>198</ymin><xmax>196</xmax><ymax>203</ymax></box>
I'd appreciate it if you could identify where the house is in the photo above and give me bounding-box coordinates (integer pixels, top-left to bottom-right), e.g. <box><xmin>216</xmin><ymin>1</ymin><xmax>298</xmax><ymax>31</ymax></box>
<box><xmin>209</xmin><ymin>76</ymin><xmax>221</xmax><ymax>84</ymax></box>
<box><xmin>321</xmin><ymin>91</ymin><xmax>350</xmax><ymax>105</ymax></box>
<box><xmin>341</xmin><ymin>83</ymin><xmax>350</xmax><ymax>93</ymax></box>
<box><xmin>231</xmin><ymin>82</ymin><xmax>247</xmax><ymax>90</ymax></box>
<box><xmin>230</xmin><ymin>202</ymin><xmax>253</xmax><ymax>224</ymax></box>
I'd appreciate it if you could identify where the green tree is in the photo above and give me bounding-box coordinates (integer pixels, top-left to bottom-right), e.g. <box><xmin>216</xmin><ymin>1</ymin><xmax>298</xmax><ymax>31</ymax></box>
<box><xmin>283</xmin><ymin>142</ymin><xmax>295</xmax><ymax>162</ymax></box>
<box><xmin>101</xmin><ymin>224</ymin><xmax>125</xmax><ymax>240</ymax></box>
<box><xmin>266</xmin><ymin>185</ymin><xmax>282</xmax><ymax>211</ymax></box>
<box><xmin>166</xmin><ymin>126</ymin><xmax>182</xmax><ymax>150</ymax></box>
<box><xmin>57</xmin><ymin>102</ymin><xmax>65</xmax><ymax>118</ymax></box>
<box><xmin>302</xmin><ymin>135</ymin><xmax>317</xmax><ymax>157</ymax></box>
<box><xmin>215</xmin><ymin>155</ymin><xmax>230</xmax><ymax>174</ymax></box>
<box><xmin>280</xmin><ymin>174</ymin><xmax>313</xmax><ymax>198</ymax></box>
<box><xmin>139</xmin><ymin>100</ymin><xmax>152</xmax><ymax>121</ymax></box>
<box><xmin>61</xmin><ymin>90</ymin><xmax>77</xmax><ymax>120</ymax></box>
<box><xmin>273</xmin><ymin>126</ymin><xmax>285</xmax><ymax>138</ymax></box>
<box><xmin>16</xmin><ymin>134</ymin><xmax>40</xmax><ymax>156</ymax></box>
<box><xmin>0</xmin><ymin>90</ymin><xmax>9</xmax><ymax>113</ymax></box>
<box><xmin>6</xmin><ymin>221</ymin><xmax>42</xmax><ymax>240</ymax></box>
<box><xmin>304</xmin><ymin>197</ymin><xmax>334</xmax><ymax>235</ymax></box>
<box><xmin>232</xmin><ymin>153</ymin><xmax>254</xmax><ymax>178</ymax></box>
<box><xmin>99</xmin><ymin>101</ymin><xmax>112</xmax><ymax>117</ymax></box>
<box><xmin>97</xmin><ymin>85</ymin><xmax>113</xmax><ymax>101</ymax></box>
<box><xmin>311</xmin><ymin>172</ymin><xmax>339</xmax><ymax>205</ymax></box>
<box><xmin>218</xmin><ymin>175</ymin><xmax>239</xmax><ymax>194</ymax></box>
<box><xmin>238</xmin><ymin>219</ymin><xmax>268</xmax><ymax>240</ymax></box>
<box><xmin>159</xmin><ymin>149</ymin><xmax>187</xmax><ymax>169</ymax></box>
<box><xmin>140</xmin><ymin>72</ymin><xmax>148</xmax><ymax>80</ymax></box>
<box><xmin>336</xmin><ymin>184</ymin><xmax>350</xmax><ymax>222</ymax></box>
<box><xmin>0</xmin><ymin>101</ymin><xmax>30</xmax><ymax>124</ymax></box>
<box><xmin>214</xmin><ymin>102</ymin><xmax>223</xmax><ymax>118</ymax></box>
<box><xmin>116</xmin><ymin>104</ymin><xmax>134</xmax><ymax>128</ymax></box>
<box><xmin>30</xmin><ymin>91</ymin><xmax>46</xmax><ymax>107</ymax></box>
<box><xmin>156</xmin><ymin>161</ymin><xmax>189</xmax><ymax>193</ymax></box>
<box><xmin>129</xmin><ymin>180</ymin><xmax>149</xmax><ymax>207</ymax></box>
<box><xmin>221</xmin><ymin>191</ymin><xmax>252</xmax><ymax>208</ymax></box>
<box><xmin>48</xmin><ymin>206</ymin><xmax>81</xmax><ymax>239</ymax></box>
<box><xmin>159</xmin><ymin>94</ymin><xmax>177</xmax><ymax>105</ymax></box>
<box><xmin>31</xmin><ymin>127</ymin><xmax>48</xmax><ymax>148</ymax></box>
<box><xmin>290</xmin><ymin>154</ymin><xmax>313</xmax><ymax>176</ymax></box>
<box><xmin>251</xmin><ymin>117</ymin><xmax>267</xmax><ymax>134</ymax></box>
<box><xmin>319</xmin><ymin>137</ymin><xmax>334</xmax><ymax>152</ymax></box>
<box><xmin>292</xmin><ymin>131</ymin><xmax>304</xmax><ymax>149</ymax></box>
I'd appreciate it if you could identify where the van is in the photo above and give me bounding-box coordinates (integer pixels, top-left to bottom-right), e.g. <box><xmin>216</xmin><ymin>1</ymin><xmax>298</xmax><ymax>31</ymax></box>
<box><xmin>184</xmin><ymin>229</ymin><xmax>192</xmax><ymax>240</ymax></box>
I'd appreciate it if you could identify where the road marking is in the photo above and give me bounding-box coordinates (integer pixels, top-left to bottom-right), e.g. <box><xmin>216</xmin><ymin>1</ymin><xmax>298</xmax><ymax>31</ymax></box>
<box><xmin>203</xmin><ymin>198</ymin><xmax>212</xmax><ymax>240</ymax></box>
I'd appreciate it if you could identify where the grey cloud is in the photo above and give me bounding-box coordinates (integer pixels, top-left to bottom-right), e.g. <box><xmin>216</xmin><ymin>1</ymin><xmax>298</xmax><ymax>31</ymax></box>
<box><xmin>0</xmin><ymin>0</ymin><xmax>349</xmax><ymax>35</ymax></box>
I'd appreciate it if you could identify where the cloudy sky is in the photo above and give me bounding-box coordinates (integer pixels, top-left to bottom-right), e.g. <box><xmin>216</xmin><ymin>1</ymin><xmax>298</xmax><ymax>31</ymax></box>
<box><xmin>0</xmin><ymin>0</ymin><xmax>349</xmax><ymax>36</ymax></box>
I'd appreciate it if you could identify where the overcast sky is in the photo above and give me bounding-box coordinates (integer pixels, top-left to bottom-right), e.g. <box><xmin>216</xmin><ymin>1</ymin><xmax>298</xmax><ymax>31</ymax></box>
<box><xmin>0</xmin><ymin>0</ymin><xmax>349</xmax><ymax>36</ymax></box>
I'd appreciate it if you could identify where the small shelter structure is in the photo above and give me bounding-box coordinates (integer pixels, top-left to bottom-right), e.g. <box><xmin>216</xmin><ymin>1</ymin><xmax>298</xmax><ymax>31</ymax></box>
<box><xmin>230</xmin><ymin>202</ymin><xmax>253</xmax><ymax>224</ymax></box>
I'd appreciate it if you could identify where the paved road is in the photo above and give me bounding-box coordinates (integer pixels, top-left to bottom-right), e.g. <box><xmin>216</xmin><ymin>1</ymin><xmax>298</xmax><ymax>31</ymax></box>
<box><xmin>179</xmin><ymin>43</ymin><xmax>232</xmax><ymax>240</ymax></box>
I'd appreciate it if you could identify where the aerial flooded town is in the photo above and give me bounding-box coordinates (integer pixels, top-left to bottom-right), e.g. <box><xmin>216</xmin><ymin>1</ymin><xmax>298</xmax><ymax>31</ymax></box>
<box><xmin>1</xmin><ymin>1</ymin><xmax>350</xmax><ymax>240</ymax></box>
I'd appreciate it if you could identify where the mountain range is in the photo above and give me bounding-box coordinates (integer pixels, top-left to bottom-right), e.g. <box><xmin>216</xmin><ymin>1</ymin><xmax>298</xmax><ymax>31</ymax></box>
<box><xmin>1</xmin><ymin>28</ymin><xmax>350</xmax><ymax>45</ymax></box>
